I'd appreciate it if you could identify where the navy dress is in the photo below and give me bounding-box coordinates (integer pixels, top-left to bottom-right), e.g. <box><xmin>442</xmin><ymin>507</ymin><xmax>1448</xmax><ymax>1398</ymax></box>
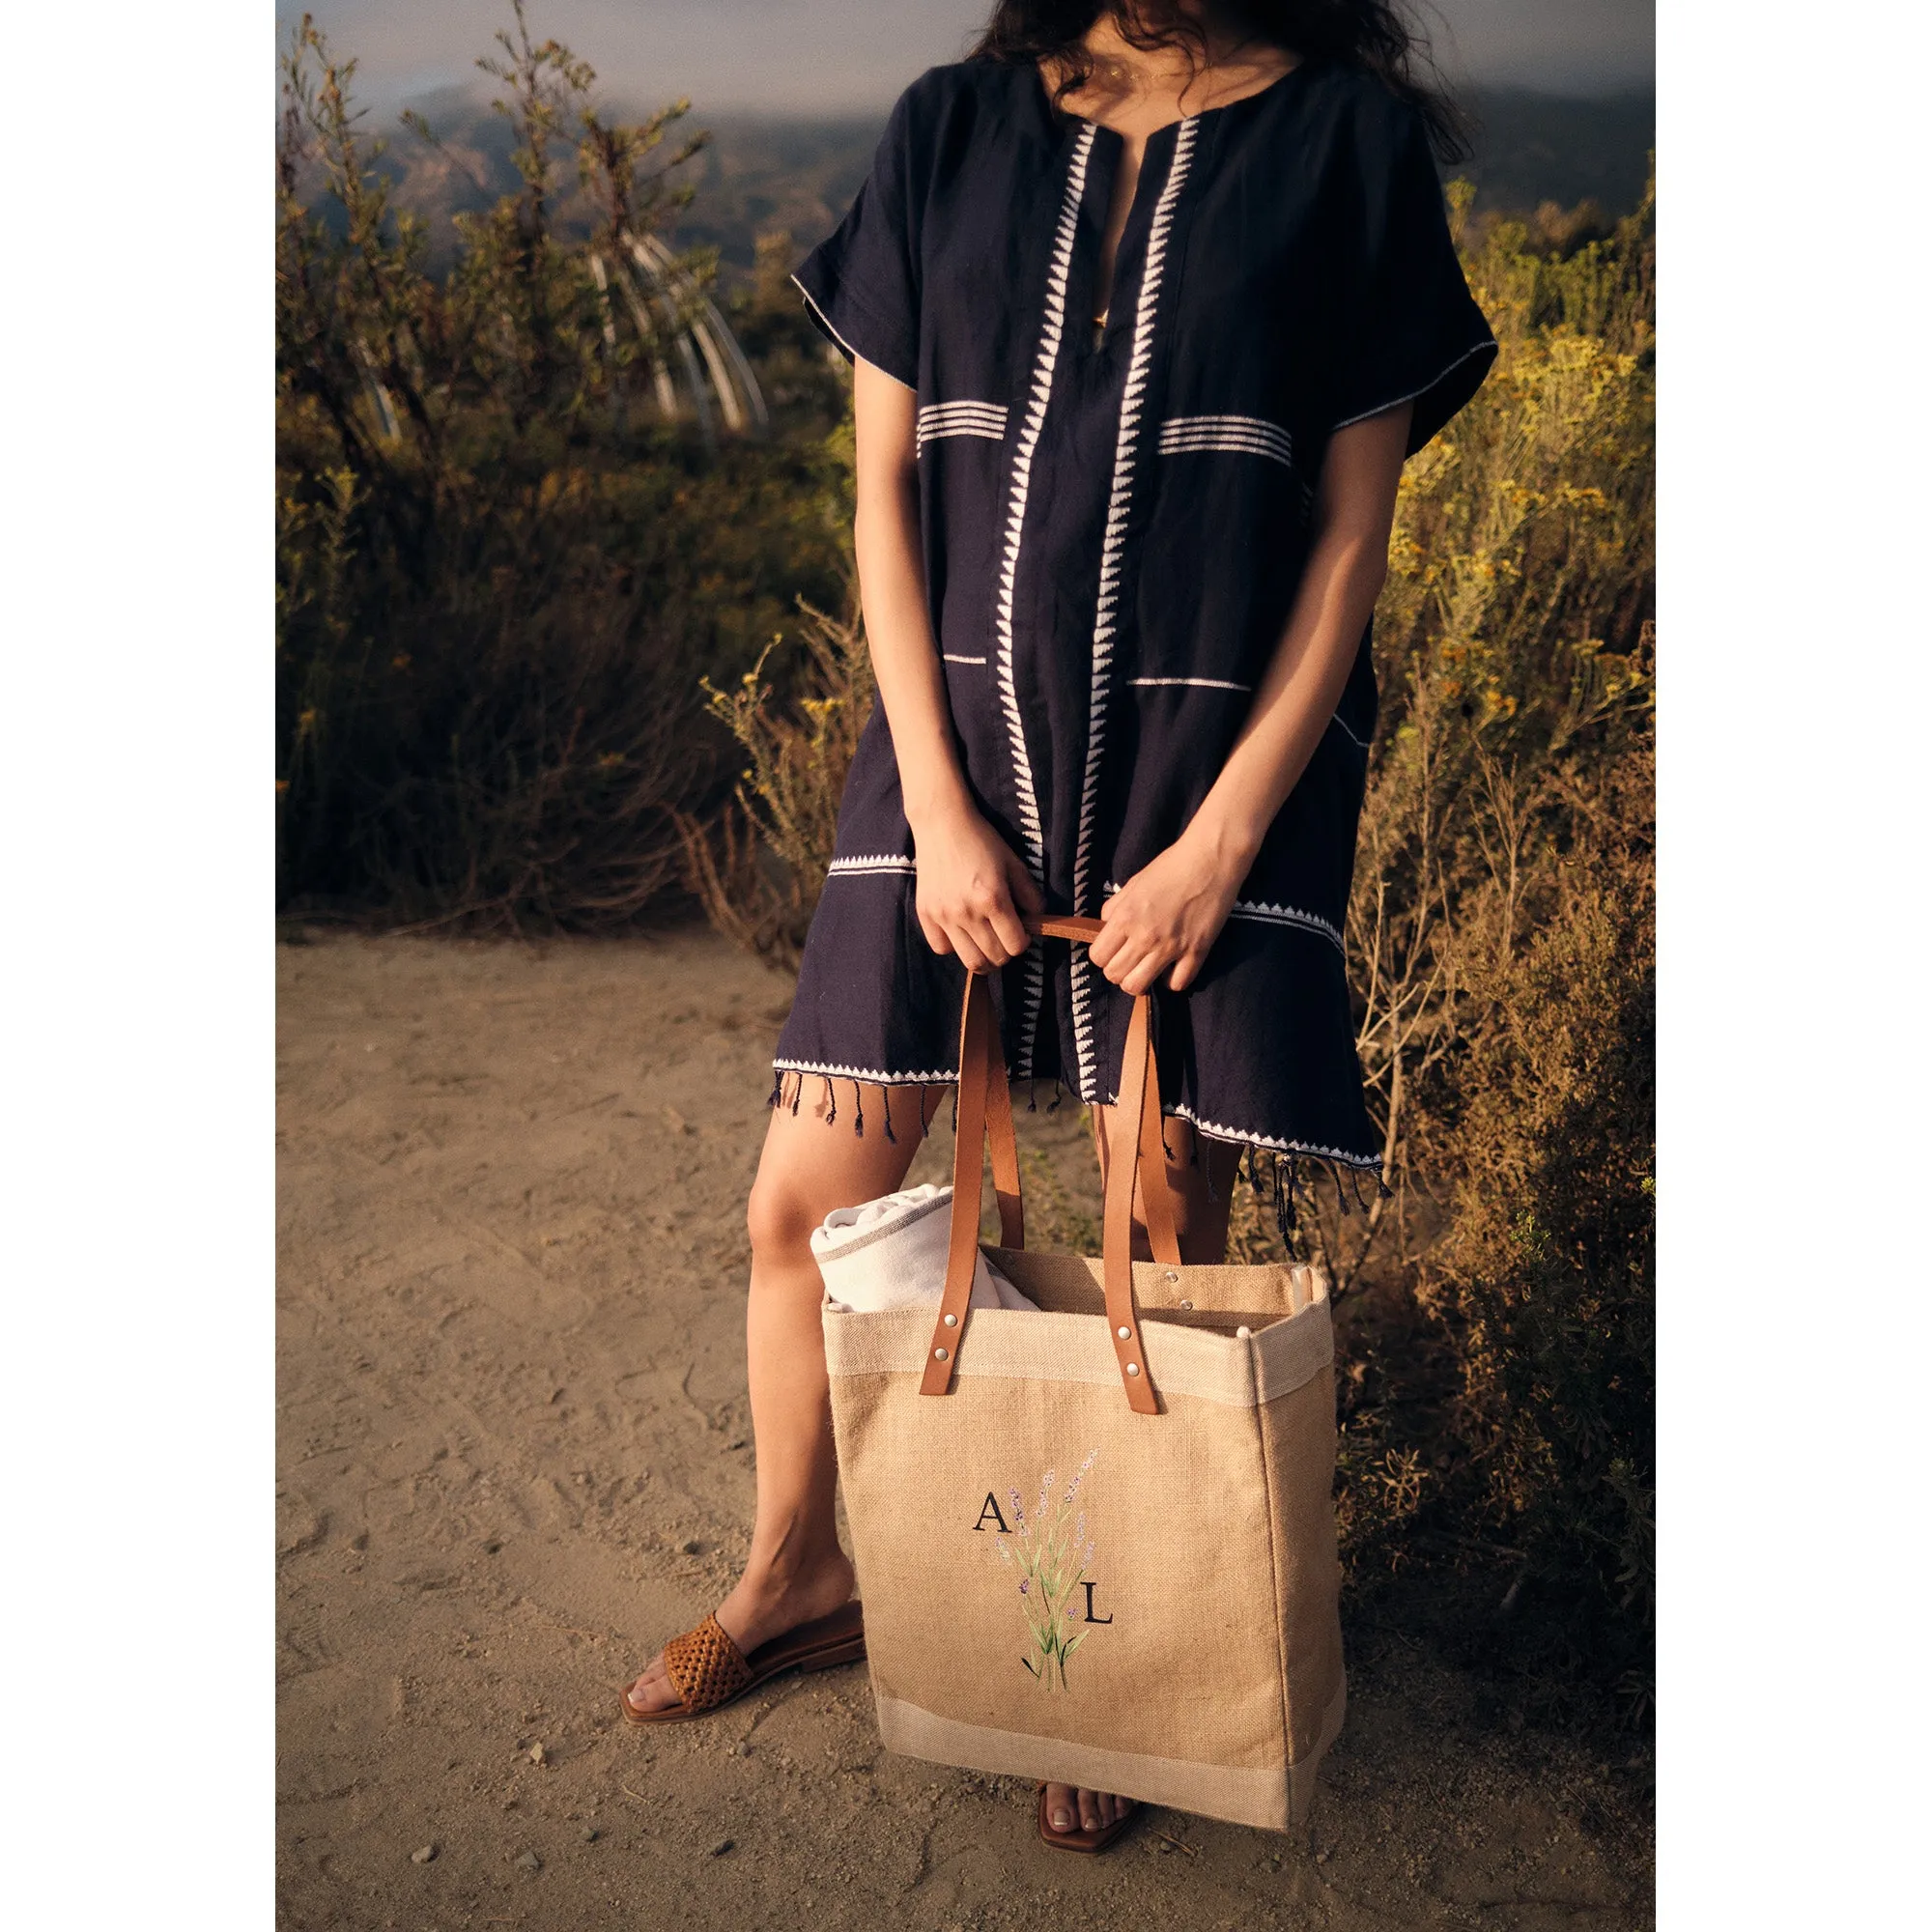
<box><xmin>777</xmin><ymin>56</ymin><xmax>1495</xmax><ymax>1181</ymax></box>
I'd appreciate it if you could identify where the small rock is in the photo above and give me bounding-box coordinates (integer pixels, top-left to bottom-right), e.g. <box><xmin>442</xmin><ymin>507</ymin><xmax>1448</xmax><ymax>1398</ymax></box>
<box><xmin>1316</xmin><ymin>1850</ymin><xmax>1329</xmax><ymax>1864</ymax></box>
<box><xmin>528</xmin><ymin>1743</ymin><xmax>547</xmax><ymax>1766</ymax></box>
<box><xmin>680</xmin><ymin>1538</ymin><xmax>703</xmax><ymax>1555</ymax></box>
<box><xmin>724</xmin><ymin>1438</ymin><xmax>747</xmax><ymax>1451</ymax></box>
<box><xmin>663</xmin><ymin>1106</ymin><xmax>692</xmax><ymax>1136</ymax></box>
<box><xmin>411</xmin><ymin>1844</ymin><xmax>437</xmax><ymax>1865</ymax></box>
<box><xmin>709</xmin><ymin>1837</ymin><xmax>734</xmax><ymax>1859</ymax></box>
<box><xmin>514</xmin><ymin>1850</ymin><xmax>542</xmax><ymax>1873</ymax></box>
<box><xmin>581</xmin><ymin>1827</ymin><xmax>600</xmax><ymax>1843</ymax></box>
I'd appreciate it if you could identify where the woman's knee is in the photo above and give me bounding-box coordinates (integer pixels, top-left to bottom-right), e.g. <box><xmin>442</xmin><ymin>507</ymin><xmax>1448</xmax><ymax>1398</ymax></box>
<box><xmin>746</xmin><ymin>1169</ymin><xmax>821</xmax><ymax>1264</ymax></box>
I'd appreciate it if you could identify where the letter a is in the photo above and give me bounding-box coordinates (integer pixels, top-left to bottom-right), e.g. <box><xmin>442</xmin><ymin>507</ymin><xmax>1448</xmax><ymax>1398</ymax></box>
<box><xmin>973</xmin><ymin>1493</ymin><xmax>1010</xmax><ymax>1533</ymax></box>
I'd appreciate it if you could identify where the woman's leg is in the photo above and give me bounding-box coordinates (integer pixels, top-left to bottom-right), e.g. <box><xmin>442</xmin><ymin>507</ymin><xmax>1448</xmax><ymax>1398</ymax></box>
<box><xmin>624</xmin><ymin>1077</ymin><xmax>945</xmax><ymax>1714</ymax></box>
<box><xmin>1093</xmin><ymin>1105</ymin><xmax>1245</xmax><ymax>1265</ymax></box>
<box><xmin>1041</xmin><ymin>1107</ymin><xmax>1243</xmax><ymax>1835</ymax></box>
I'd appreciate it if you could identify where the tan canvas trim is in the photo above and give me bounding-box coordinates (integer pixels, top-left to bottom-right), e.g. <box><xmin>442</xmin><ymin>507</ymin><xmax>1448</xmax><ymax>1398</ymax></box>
<box><xmin>876</xmin><ymin>1682</ymin><xmax>1343</xmax><ymax>1833</ymax></box>
<box><xmin>987</xmin><ymin>1249</ymin><xmax>1326</xmax><ymax>1322</ymax></box>
<box><xmin>876</xmin><ymin>1694</ymin><xmax>1293</xmax><ymax>1832</ymax></box>
<box><xmin>1286</xmin><ymin>1674</ymin><xmax>1349</xmax><ymax>1826</ymax></box>
<box><xmin>823</xmin><ymin>1296</ymin><xmax>1331</xmax><ymax>1408</ymax></box>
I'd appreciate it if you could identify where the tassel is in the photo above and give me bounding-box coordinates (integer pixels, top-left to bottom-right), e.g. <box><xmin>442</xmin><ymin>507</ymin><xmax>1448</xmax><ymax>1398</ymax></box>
<box><xmin>1048</xmin><ymin>1078</ymin><xmax>1063</xmax><ymax>1114</ymax></box>
<box><xmin>825</xmin><ymin>1078</ymin><xmax>837</xmax><ymax>1127</ymax></box>
<box><xmin>1027</xmin><ymin>1080</ymin><xmax>1037</xmax><ymax>1114</ymax></box>
<box><xmin>766</xmin><ymin>1069</ymin><xmax>783</xmax><ymax>1110</ymax></box>
<box><xmin>1378</xmin><ymin>1171</ymin><xmax>1394</xmax><ymax>1201</ymax></box>
<box><xmin>789</xmin><ymin>1073</ymin><xmax>802</xmax><ymax>1117</ymax></box>
<box><xmin>951</xmin><ymin>1088</ymin><xmax>959</xmax><ymax>1132</ymax></box>
<box><xmin>883</xmin><ymin>1087</ymin><xmax>896</xmax><ymax>1145</ymax></box>
<box><xmin>1334</xmin><ymin>1163</ymin><xmax>1350</xmax><ymax>1217</ymax></box>
<box><xmin>853</xmin><ymin>1082</ymin><xmax>865</xmax><ymax>1138</ymax></box>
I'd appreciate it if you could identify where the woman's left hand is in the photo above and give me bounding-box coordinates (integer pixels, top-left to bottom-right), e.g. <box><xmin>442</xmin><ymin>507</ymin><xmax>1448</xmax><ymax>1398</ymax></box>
<box><xmin>1088</xmin><ymin>834</ymin><xmax>1244</xmax><ymax>995</ymax></box>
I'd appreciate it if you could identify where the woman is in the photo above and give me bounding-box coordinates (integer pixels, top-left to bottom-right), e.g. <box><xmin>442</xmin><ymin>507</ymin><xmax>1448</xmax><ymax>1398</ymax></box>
<box><xmin>623</xmin><ymin>0</ymin><xmax>1493</xmax><ymax>1854</ymax></box>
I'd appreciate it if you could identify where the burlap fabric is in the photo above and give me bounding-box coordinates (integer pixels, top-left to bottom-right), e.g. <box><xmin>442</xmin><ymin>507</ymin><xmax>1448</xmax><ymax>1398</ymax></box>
<box><xmin>824</xmin><ymin>922</ymin><xmax>1346</xmax><ymax>1833</ymax></box>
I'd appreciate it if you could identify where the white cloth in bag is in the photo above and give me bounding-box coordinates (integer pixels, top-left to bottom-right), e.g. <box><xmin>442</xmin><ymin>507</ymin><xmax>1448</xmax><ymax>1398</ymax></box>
<box><xmin>810</xmin><ymin>1184</ymin><xmax>1037</xmax><ymax>1314</ymax></box>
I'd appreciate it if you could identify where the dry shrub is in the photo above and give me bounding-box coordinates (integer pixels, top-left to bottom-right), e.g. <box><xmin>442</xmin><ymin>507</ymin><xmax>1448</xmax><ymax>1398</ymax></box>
<box><xmin>1321</xmin><ymin>183</ymin><xmax>1655</xmax><ymax>1710</ymax></box>
<box><xmin>275</xmin><ymin>10</ymin><xmax>850</xmax><ymax>929</ymax></box>
<box><xmin>680</xmin><ymin>594</ymin><xmax>874</xmax><ymax>966</ymax></box>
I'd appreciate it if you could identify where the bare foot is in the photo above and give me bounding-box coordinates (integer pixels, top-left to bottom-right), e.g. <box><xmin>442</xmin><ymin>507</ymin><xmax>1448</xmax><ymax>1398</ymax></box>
<box><xmin>623</xmin><ymin>1547</ymin><xmax>856</xmax><ymax>1717</ymax></box>
<box><xmin>1042</xmin><ymin>1782</ymin><xmax>1134</xmax><ymax>1837</ymax></box>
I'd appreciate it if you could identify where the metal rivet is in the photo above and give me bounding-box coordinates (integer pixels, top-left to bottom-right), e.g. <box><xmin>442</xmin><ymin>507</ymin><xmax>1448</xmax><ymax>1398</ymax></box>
<box><xmin>943</xmin><ymin>1313</ymin><xmax>957</xmax><ymax>1326</ymax></box>
<box><xmin>1164</xmin><ymin>1269</ymin><xmax>1180</xmax><ymax>1284</ymax></box>
<box><xmin>1117</xmin><ymin>1325</ymin><xmax>1131</xmax><ymax>1340</ymax></box>
<box><xmin>1125</xmin><ymin>1362</ymin><xmax>1141</xmax><ymax>1377</ymax></box>
<box><xmin>1179</xmin><ymin>1298</ymin><xmax>1193</xmax><ymax>1310</ymax></box>
<box><xmin>933</xmin><ymin>1347</ymin><xmax>949</xmax><ymax>1361</ymax></box>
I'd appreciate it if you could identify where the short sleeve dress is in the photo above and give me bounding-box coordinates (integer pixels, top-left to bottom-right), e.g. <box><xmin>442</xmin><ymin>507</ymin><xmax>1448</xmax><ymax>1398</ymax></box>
<box><xmin>777</xmin><ymin>56</ymin><xmax>1495</xmax><ymax>1184</ymax></box>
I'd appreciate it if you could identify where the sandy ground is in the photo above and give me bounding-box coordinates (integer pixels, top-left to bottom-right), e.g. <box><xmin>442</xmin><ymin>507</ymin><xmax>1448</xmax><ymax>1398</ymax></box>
<box><xmin>277</xmin><ymin>930</ymin><xmax>1652</xmax><ymax>1931</ymax></box>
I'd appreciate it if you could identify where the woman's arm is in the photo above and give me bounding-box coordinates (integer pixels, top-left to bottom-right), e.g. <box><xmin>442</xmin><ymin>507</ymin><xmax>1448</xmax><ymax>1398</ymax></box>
<box><xmin>853</xmin><ymin>357</ymin><xmax>1041</xmax><ymax>974</ymax></box>
<box><xmin>1088</xmin><ymin>403</ymin><xmax>1412</xmax><ymax>996</ymax></box>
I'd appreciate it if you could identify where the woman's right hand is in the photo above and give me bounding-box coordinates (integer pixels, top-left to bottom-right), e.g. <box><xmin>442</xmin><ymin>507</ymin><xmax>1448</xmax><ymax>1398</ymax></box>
<box><xmin>911</xmin><ymin>803</ymin><xmax>1042</xmax><ymax>975</ymax></box>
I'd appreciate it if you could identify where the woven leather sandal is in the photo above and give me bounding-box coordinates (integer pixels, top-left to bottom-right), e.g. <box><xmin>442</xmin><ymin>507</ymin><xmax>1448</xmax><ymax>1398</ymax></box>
<box><xmin>1037</xmin><ymin>1784</ymin><xmax>1139</xmax><ymax>1855</ymax></box>
<box><xmin>620</xmin><ymin>1601</ymin><xmax>866</xmax><ymax>1725</ymax></box>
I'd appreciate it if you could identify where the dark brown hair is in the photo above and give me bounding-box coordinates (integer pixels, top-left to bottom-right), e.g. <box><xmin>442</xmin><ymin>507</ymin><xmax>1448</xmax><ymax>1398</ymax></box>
<box><xmin>971</xmin><ymin>0</ymin><xmax>1470</xmax><ymax>161</ymax></box>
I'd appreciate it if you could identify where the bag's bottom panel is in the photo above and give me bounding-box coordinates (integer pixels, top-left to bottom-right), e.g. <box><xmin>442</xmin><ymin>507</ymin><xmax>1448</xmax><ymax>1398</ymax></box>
<box><xmin>873</xmin><ymin>1676</ymin><xmax>1346</xmax><ymax>1833</ymax></box>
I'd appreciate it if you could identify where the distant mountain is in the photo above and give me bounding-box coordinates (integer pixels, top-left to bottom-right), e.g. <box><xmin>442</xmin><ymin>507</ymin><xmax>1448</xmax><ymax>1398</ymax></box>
<box><xmin>363</xmin><ymin>84</ymin><xmax>1653</xmax><ymax>282</ymax></box>
<box><xmin>1458</xmin><ymin>88</ymin><xmax>1654</xmax><ymax>220</ymax></box>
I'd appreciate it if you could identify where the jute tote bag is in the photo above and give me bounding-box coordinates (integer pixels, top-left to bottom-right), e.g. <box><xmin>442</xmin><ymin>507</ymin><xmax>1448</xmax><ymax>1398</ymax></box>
<box><xmin>823</xmin><ymin>917</ymin><xmax>1346</xmax><ymax>1832</ymax></box>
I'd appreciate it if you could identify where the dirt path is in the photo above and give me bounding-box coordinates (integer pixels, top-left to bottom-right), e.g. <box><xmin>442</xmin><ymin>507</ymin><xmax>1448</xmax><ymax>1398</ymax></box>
<box><xmin>276</xmin><ymin>931</ymin><xmax>1651</xmax><ymax>1930</ymax></box>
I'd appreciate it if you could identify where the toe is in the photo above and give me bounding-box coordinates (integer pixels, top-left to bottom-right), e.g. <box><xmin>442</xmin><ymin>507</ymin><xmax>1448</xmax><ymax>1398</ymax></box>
<box><xmin>624</xmin><ymin>1653</ymin><xmax>677</xmax><ymax>1714</ymax></box>
<box><xmin>1076</xmin><ymin>1788</ymin><xmax>1103</xmax><ymax>1833</ymax></box>
<box><xmin>1044</xmin><ymin>1782</ymin><xmax>1076</xmax><ymax>1835</ymax></box>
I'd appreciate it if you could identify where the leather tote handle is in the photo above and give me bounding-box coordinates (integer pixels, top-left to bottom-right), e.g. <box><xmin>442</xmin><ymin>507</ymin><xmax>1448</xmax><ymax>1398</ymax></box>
<box><xmin>918</xmin><ymin>916</ymin><xmax>1177</xmax><ymax>1413</ymax></box>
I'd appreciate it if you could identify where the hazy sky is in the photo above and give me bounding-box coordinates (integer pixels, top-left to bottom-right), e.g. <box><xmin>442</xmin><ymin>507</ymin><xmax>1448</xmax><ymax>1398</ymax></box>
<box><xmin>278</xmin><ymin>1</ymin><xmax>1652</xmax><ymax>115</ymax></box>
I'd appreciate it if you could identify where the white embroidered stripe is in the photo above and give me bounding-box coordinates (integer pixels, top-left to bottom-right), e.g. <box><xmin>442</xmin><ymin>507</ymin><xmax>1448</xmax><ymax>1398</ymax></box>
<box><xmin>915</xmin><ymin>403</ymin><xmax>1009</xmax><ymax>453</ymax></box>
<box><xmin>1128</xmin><ymin>676</ymin><xmax>1251</xmax><ymax>692</ymax></box>
<box><xmin>1157</xmin><ymin>428</ymin><xmax>1293</xmax><ymax>452</ymax></box>
<box><xmin>917</xmin><ymin>423</ymin><xmax>1008</xmax><ymax>450</ymax></box>
<box><xmin>1157</xmin><ymin>435</ymin><xmax>1295</xmax><ymax>469</ymax></box>
<box><xmin>996</xmin><ymin>120</ymin><xmax>1097</xmax><ymax>1078</ymax></box>
<box><xmin>825</xmin><ymin>856</ymin><xmax>916</xmax><ymax>875</ymax></box>
<box><xmin>1330</xmin><ymin>338</ymin><xmax>1495</xmax><ymax>433</ymax></box>
<box><xmin>774</xmin><ymin>1058</ymin><xmax>957</xmax><ymax>1087</ymax></box>
<box><xmin>1157</xmin><ymin>415</ymin><xmax>1293</xmax><ymax>466</ymax></box>
<box><xmin>1100</xmin><ymin>881</ymin><xmax>1345</xmax><ymax>955</ymax></box>
<box><xmin>1069</xmin><ymin>115</ymin><xmax>1200</xmax><ymax>1102</ymax></box>
<box><xmin>1226</xmin><ymin>900</ymin><xmax>1346</xmax><ymax>952</ymax></box>
<box><xmin>1168</xmin><ymin>1103</ymin><xmax>1383</xmax><ymax>1171</ymax></box>
<box><xmin>942</xmin><ymin>654</ymin><xmax>987</xmax><ymax>665</ymax></box>
<box><xmin>917</xmin><ymin>404</ymin><xmax>1007</xmax><ymax>424</ymax></box>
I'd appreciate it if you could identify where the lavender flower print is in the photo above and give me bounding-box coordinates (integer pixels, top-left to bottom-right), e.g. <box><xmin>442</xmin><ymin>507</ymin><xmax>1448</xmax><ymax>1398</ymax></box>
<box><xmin>993</xmin><ymin>1452</ymin><xmax>1101</xmax><ymax>1690</ymax></box>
